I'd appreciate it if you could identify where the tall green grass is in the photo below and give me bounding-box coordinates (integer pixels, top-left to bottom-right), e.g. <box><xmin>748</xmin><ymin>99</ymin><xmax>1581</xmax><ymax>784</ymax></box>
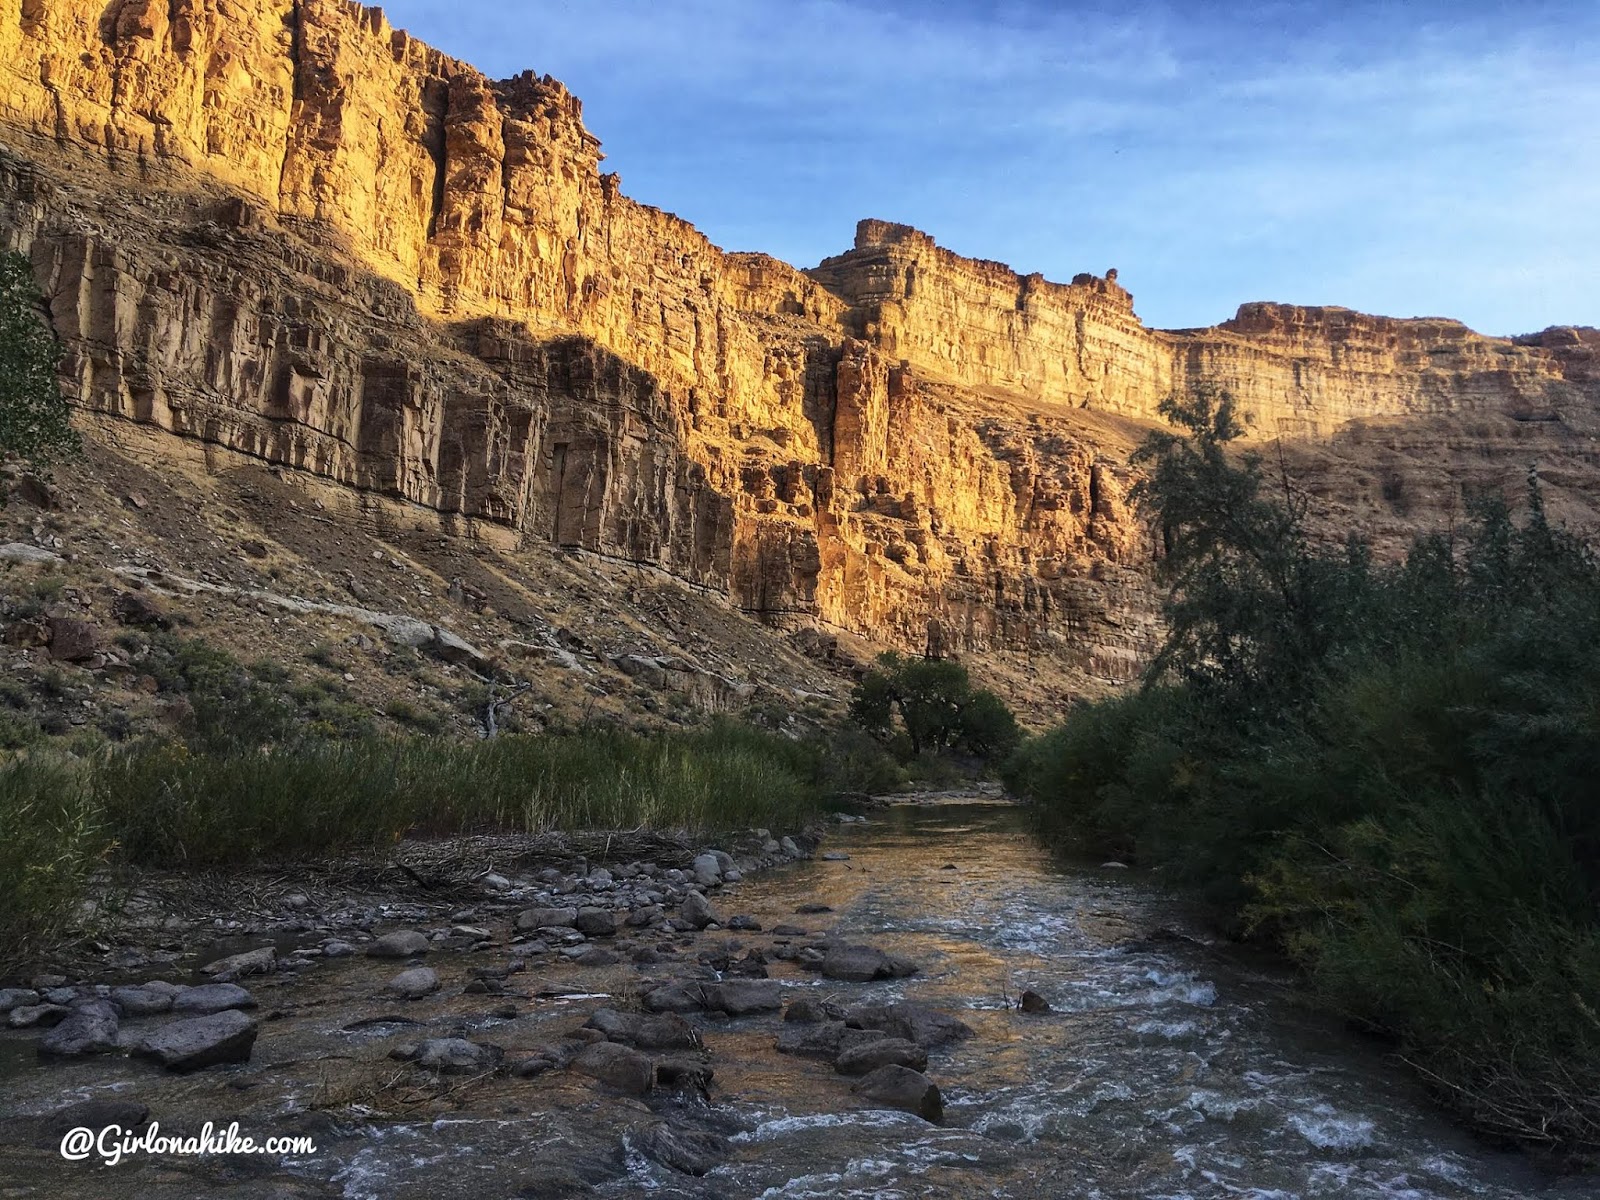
<box><xmin>0</xmin><ymin>717</ymin><xmax>855</xmax><ymax>959</ymax></box>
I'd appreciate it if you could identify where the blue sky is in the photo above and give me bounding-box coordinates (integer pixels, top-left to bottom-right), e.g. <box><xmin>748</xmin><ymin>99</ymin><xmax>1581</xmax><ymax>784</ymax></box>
<box><xmin>378</xmin><ymin>1</ymin><xmax>1599</xmax><ymax>335</ymax></box>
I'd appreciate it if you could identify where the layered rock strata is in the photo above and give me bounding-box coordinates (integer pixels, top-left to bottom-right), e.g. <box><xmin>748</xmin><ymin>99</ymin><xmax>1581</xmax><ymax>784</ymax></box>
<box><xmin>0</xmin><ymin>0</ymin><xmax>1594</xmax><ymax>688</ymax></box>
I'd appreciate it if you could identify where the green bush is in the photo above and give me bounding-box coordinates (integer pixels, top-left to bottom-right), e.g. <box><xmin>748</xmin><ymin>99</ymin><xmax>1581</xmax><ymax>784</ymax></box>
<box><xmin>1014</xmin><ymin>387</ymin><xmax>1600</xmax><ymax>1161</ymax></box>
<box><xmin>0</xmin><ymin>250</ymin><xmax>79</xmax><ymax>483</ymax></box>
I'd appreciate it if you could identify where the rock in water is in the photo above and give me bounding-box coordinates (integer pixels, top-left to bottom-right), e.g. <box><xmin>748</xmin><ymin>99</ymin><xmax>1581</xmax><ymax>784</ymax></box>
<box><xmin>1019</xmin><ymin>989</ymin><xmax>1052</xmax><ymax>1014</ymax></box>
<box><xmin>852</xmin><ymin>1064</ymin><xmax>945</xmax><ymax>1122</ymax></box>
<box><xmin>200</xmin><ymin>945</ymin><xmax>276</xmax><ymax>980</ymax></box>
<box><xmin>834</xmin><ymin>1037</ymin><xmax>929</xmax><ymax>1076</ymax></box>
<box><xmin>133</xmin><ymin>1011</ymin><xmax>259</xmax><ymax>1071</ymax></box>
<box><xmin>821</xmin><ymin>945</ymin><xmax>919</xmax><ymax>982</ymax></box>
<box><xmin>572</xmin><ymin>1042</ymin><xmax>655</xmax><ymax>1096</ymax></box>
<box><xmin>630</xmin><ymin>1121</ymin><xmax>733</xmax><ymax>1176</ymax></box>
<box><xmin>367</xmin><ymin>930</ymin><xmax>430</xmax><ymax>958</ymax></box>
<box><xmin>37</xmin><ymin>1001</ymin><xmax>120</xmax><ymax>1058</ymax></box>
<box><xmin>171</xmin><ymin>984</ymin><xmax>257</xmax><ymax>1015</ymax></box>
<box><xmin>385</xmin><ymin>967</ymin><xmax>441</xmax><ymax>999</ymax></box>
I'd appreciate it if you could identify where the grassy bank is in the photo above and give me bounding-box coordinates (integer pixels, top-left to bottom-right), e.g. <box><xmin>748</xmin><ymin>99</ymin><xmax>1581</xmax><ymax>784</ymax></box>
<box><xmin>1008</xmin><ymin>389</ymin><xmax>1600</xmax><ymax>1163</ymax></box>
<box><xmin>1</xmin><ymin>717</ymin><xmax>859</xmax><ymax>961</ymax></box>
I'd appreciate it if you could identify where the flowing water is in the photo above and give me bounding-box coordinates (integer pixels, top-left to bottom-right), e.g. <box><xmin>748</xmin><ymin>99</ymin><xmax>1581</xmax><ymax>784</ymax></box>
<box><xmin>1</xmin><ymin>795</ymin><xmax>1593</xmax><ymax>1199</ymax></box>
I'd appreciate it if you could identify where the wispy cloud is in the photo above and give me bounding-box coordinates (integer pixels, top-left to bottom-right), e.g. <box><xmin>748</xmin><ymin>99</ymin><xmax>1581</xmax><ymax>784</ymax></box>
<box><xmin>380</xmin><ymin>0</ymin><xmax>1600</xmax><ymax>334</ymax></box>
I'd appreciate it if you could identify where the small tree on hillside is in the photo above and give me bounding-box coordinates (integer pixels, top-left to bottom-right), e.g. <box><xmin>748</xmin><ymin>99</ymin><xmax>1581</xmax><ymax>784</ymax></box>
<box><xmin>848</xmin><ymin>652</ymin><xmax>1020</xmax><ymax>759</ymax></box>
<box><xmin>0</xmin><ymin>251</ymin><xmax>77</xmax><ymax>490</ymax></box>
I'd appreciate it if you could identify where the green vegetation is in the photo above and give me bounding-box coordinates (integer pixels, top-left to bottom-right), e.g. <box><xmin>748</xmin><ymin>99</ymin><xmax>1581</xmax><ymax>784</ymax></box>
<box><xmin>848</xmin><ymin>651</ymin><xmax>1020</xmax><ymax>761</ymax></box>
<box><xmin>1006</xmin><ymin>385</ymin><xmax>1600</xmax><ymax>1161</ymax></box>
<box><xmin>0</xmin><ymin>631</ymin><xmax>892</xmax><ymax>956</ymax></box>
<box><xmin>0</xmin><ymin>250</ymin><xmax>79</xmax><ymax>482</ymax></box>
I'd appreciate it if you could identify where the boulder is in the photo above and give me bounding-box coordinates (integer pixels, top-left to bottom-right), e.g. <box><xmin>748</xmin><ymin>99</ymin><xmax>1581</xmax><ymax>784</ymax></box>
<box><xmin>572</xmin><ymin>1042</ymin><xmax>655</xmax><ymax>1096</ymax></box>
<box><xmin>834</xmin><ymin>1037</ymin><xmax>928</xmax><ymax>1076</ymax></box>
<box><xmin>367</xmin><ymin>930</ymin><xmax>430</xmax><ymax>958</ymax></box>
<box><xmin>843</xmin><ymin>1002</ymin><xmax>973</xmax><ymax>1049</ymax></box>
<box><xmin>852</xmin><ymin>1064</ymin><xmax>944</xmax><ymax>1123</ymax></box>
<box><xmin>821</xmin><ymin>945</ymin><xmax>919</xmax><ymax>983</ymax></box>
<box><xmin>385</xmin><ymin>967</ymin><xmax>441</xmax><ymax>1000</ymax></box>
<box><xmin>133</xmin><ymin>1011</ymin><xmax>258</xmax><ymax>1071</ymax></box>
<box><xmin>0</xmin><ymin>988</ymin><xmax>40</xmax><ymax>1013</ymax></box>
<box><xmin>1019</xmin><ymin>990</ymin><xmax>1051</xmax><ymax>1014</ymax></box>
<box><xmin>691</xmin><ymin>854</ymin><xmax>722</xmax><ymax>887</ymax></box>
<box><xmin>775</xmin><ymin>1021</ymin><xmax>881</xmax><ymax>1062</ymax></box>
<box><xmin>679</xmin><ymin>891</ymin><xmax>721</xmax><ymax>930</ymax></box>
<box><xmin>700</xmin><ymin>980</ymin><xmax>783</xmax><ymax>1017</ymax></box>
<box><xmin>642</xmin><ymin>982</ymin><xmax>707</xmax><ymax>1014</ymax></box>
<box><xmin>517</xmin><ymin>907</ymin><xmax>578</xmax><ymax>932</ymax></box>
<box><xmin>630</xmin><ymin>1121</ymin><xmax>732</xmax><ymax>1177</ymax></box>
<box><xmin>8</xmin><ymin>1004</ymin><xmax>68</xmax><ymax>1028</ymax></box>
<box><xmin>47</xmin><ymin>616</ymin><xmax>102</xmax><ymax>663</ymax></box>
<box><xmin>573</xmin><ymin>908</ymin><xmax>617</xmax><ymax>937</ymax></box>
<box><xmin>783</xmin><ymin>996</ymin><xmax>845</xmax><ymax>1024</ymax></box>
<box><xmin>200</xmin><ymin>946</ymin><xmax>276</xmax><ymax>981</ymax></box>
<box><xmin>397</xmin><ymin>1038</ymin><xmax>503</xmax><ymax>1074</ymax></box>
<box><xmin>170</xmin><ymin>984</ymin><xmax>256</xmax><ymax>1015</ymax></box>
<box><xmin>37</xmin><ymin>1000</ymin><xmax>120</xmax><ymax>1058</ymax></box>
<box><xmin>110</xmin><ymin>983</ymin><xmax>179</xmax><ymax>1016</ymax></box>
<box><xmin>583</xmin><ymin>1009</ymin><xmax>702</xmax><ymax>1052</ymax></box>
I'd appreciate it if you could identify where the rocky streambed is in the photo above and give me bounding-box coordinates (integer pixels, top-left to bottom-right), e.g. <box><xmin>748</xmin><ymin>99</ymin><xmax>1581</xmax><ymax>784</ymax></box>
<box><xmin>0</xmin><ymin>796</ymin><xmax>1594</xmax><ymax>1199</ymax></box>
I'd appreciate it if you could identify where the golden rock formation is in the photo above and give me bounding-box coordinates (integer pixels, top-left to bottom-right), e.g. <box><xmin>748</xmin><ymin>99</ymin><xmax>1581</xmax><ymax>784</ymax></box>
<box><xmin>0</xmin><ymin>0</ymin><xmax>1594</xmax><ymax>690</ymax></box>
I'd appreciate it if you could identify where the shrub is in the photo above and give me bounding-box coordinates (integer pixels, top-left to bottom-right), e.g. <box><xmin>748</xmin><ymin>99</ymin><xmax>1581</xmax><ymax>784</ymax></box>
<box><xmin>1015</xmin><ymin>389</ymin><xmax>1600</xmax><ymax>1161</ymax></box>
<box><xmin>0</xmin><ymin>250</ymin><xmax>79</xmax><ymax>482</ymax></box>
<box><xmin>0</xmin><ymin>757</ymin><xmax>106</xmax><ymax>965</ymax></box>
<box><xmin>848</xmin><ymin>652</ymin><xmax>1019</xmax><ymax>760</ymax></box>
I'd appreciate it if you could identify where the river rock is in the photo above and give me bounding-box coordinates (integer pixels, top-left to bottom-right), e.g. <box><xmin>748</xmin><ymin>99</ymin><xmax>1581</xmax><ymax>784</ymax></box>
<box><xmin>844</xmin><ymin>1002</ymin><xmax>974</xmax><ymax>1049</ymax></box>
<box><xmin>835</xmin><ymin>1037</ymin><xmax>929</xmax><ymax>1076</ymax></box>
<box><xmin>46</xmin><ymin>1099</ymin><xmax>151</xmax><ymax>1138</ymax></box>
<box><xmin>368</xmin><ymin>930</ymin><xmax>430</xmax><ymax>958</ymax></box>
<box><xmin>37</xmin><ymin>1000</ymin><xmax>120</xmax><ymax>1058</ymax></box>
<box><xmin>852</xmin><ymin>1064</ymin><xmax>944</xmax><ymax>1122</ymax></box>
<box><xmin>1019</xmin><ymin>990</ymin><xmax>1052</xmax><ymax>1014</ymax></box>
<box><xmin>700</xmin><ymin>980</ymin><xmax>783</xmax><ymax>1016</ymax></box>
<box><xmin>643</xmin><ymin>982</ymin><xmax>707</xmax><ymax>1013</ymax></box>
<box><xmin>395</xmin><ymin>1037</ymin><xmax>503</xmax><ymax>1074</ymax></box>
<box><xmin>783</xmin><ymin>996</ymin><xmax>844</xmax><ymax>1024</ymax></box>
<box><xmin>821</xmin><ymin>851</ymin><xmax>851</xmax><ymax>861</ymax></box>
<box><xmin>171</xmin><ymin>984</ymin><xmax>257</xmax><ymax>1015</ymax></box>
<box><xmin>322</xmin><ymin>940</ymin><xmax>358</xmax><ymax>958</ymax></box>
<box><xmin>572</xmin><ymin>1042</ymin><xmax>655</xmax><ymax>1096</ymax></box>
<box><xmin>775</xmin><ymin>1021</ymin><xmax>882</xmax><ymax>1061</ymax></box>
<box><xmin>8</xmin><ymin>1004</ymin><xmax>69</xmax><ymax>1029</ymax></box>
<box><xmin>0</xmin><ymin>988</ymin><xmax>40</xmax><ymax>1013</ymax></box>
<box><xmin>385</xmin><ymin>967</ymin><xmax>441</xmax><ymax>999</ymax></box>
<box><xmin>200</xmin><ymin>946</ymin><xmax>276</xmax><ymax>981</ymax></box>
<box><xmin>821</xmin><ymin>945</ymin><xmax>919</xmax><ymax>982</ymax></box>
<box><xmin>518</xmin><ymin>907</ymin><xmax>578</xmax><ymax>932</ymax></box>
<box><xmin>795</xmin><ymin>903</ymin><xmax>832</xmax><ymax>914</ymax></box>
<box><xmin>691</xmin><ymin>854</ymin><xmax>722</xmax><ymax>886</ymax></box>
<box><xmin>680</xmin><ymin>891</ymin><xmax>721</xmax><ymax>930</ymax></box>
<box><xmin>584</xmin><ymin>1009</ymin><xmax>702</xmax><ymax>1052</ymax></box>
<box><xmin>111</xmin><ymin>983</ymin><xmax>179</xmax><ymax>1016</ymax></box>
<box><xmin>574</xmin><ymin>907</ymin><xmax>617</xmax><ymax>937</ymax></box>
<box><xmin>726</xmin><ymin>915</ymin><xmax>762</xmax><ymax>932</ymax></box>
<box><xmin>655</xmin><ymin>1057</ymin><xmax>715</xmax><ymax>1094</ymax></box>
<box><xmin>133</xmin><ymin>1010</ymin><xmax>258</xmax><ymax>1071</ymax></box>
<box><xmin>630</xmin><ymin>1121</ymin><xmax>732</xmax><ymax>1177</ymax></box>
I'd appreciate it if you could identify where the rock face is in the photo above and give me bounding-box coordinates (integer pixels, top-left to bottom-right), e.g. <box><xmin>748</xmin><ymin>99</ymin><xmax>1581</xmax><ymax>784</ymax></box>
<box><xmin>0</xmin><ymin>1</ymin><xmax>1595</xmax><ymax>689</ymax></box>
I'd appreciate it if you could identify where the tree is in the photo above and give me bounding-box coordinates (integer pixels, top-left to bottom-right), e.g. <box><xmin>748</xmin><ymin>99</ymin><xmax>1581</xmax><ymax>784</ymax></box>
<box><xmin>847</xmin><ymin>652</ymin><xmax>1019</xmax><ymax>759</ymax></box>
<box><xmin>0</xmin><ymin>251</ymin><xmax>77</xmax><ymax>486</ymax></box>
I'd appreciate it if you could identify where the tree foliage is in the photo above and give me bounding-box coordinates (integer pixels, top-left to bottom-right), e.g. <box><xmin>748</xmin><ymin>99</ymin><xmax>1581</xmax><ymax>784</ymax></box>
<box><xmin>0</xmin><ymin>250</ymin><xmax>77</xmax><ymax>480</ymax></box>
<box><xmin>1008</xmin><ymin>385</ymin><xmax>1600</xmax><ymax>1162</ymax></box>
<box><xmin>848</xmin><ymin>652</ymin><xmax>1019</xmax><ymax>759</ymax></box>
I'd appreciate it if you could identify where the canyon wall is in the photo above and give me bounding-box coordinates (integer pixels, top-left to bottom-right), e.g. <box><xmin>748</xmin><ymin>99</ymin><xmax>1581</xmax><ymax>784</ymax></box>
<box><xmin>0</xmin><ymin>0</ymin><xmax>1594</xmax><ymax>693</ymax></box>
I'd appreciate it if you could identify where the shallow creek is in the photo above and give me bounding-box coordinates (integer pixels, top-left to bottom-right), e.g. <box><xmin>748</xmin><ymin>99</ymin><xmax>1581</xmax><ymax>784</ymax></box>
<box><xmin>1</xmin><ymin>796</ymin><xmax>1593</xmax><ymax>1199</ymax></box>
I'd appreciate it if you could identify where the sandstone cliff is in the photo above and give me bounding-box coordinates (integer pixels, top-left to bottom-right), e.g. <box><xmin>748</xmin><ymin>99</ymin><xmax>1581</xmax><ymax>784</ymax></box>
<box><xmin>0</xmin><ymin>0</ymin><xmax>1594</xmax><ymax>700</ymax></box>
